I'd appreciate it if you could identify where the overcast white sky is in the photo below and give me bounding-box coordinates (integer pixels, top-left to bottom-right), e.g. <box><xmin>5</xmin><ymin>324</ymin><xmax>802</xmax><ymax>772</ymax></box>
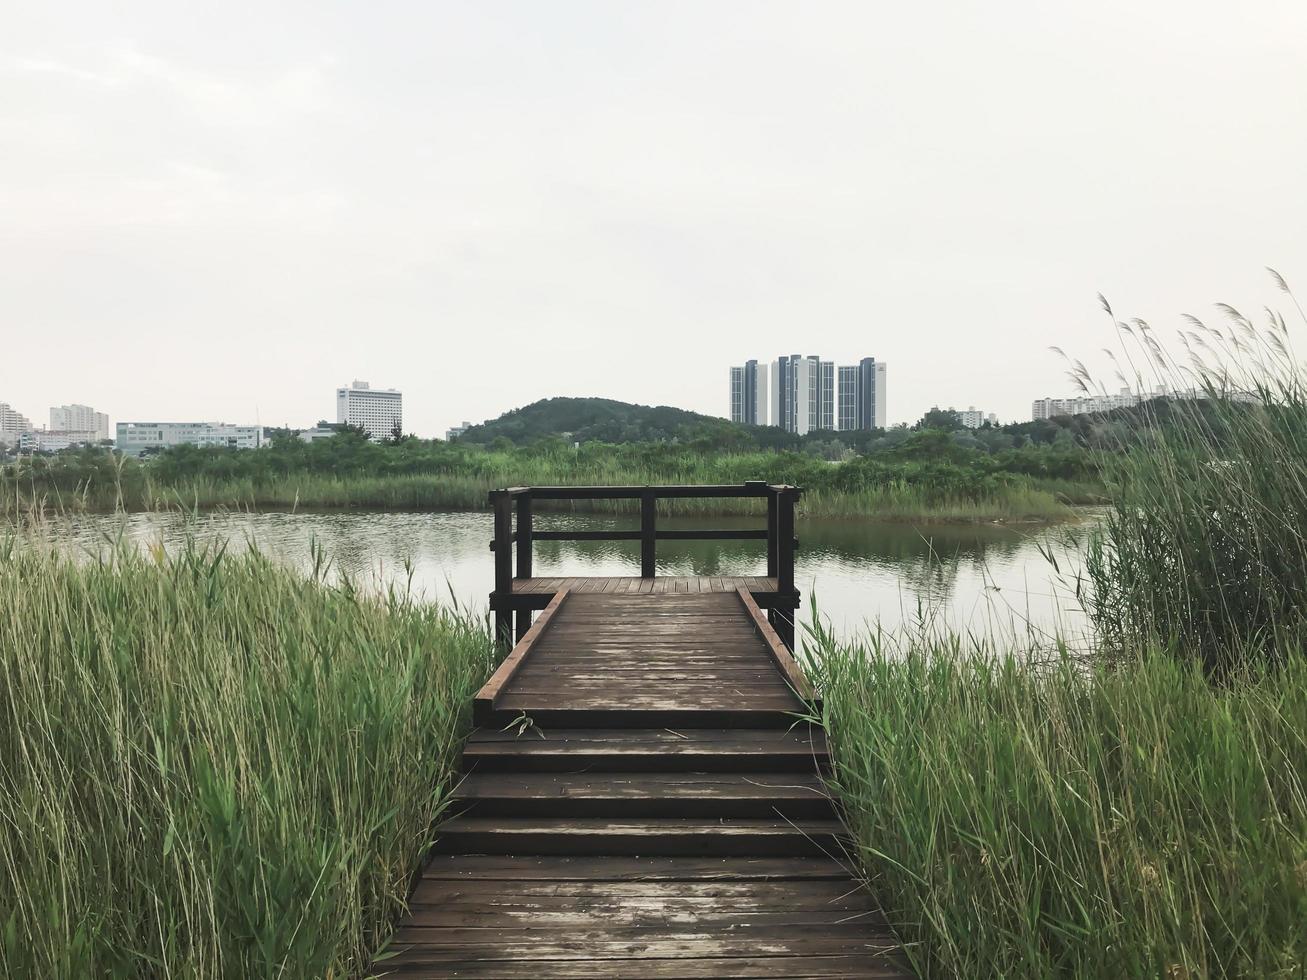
<box><xmin>3</xmin><ymin>1</ymin><xmax>1306</xmax><ymax>434</ymax></box>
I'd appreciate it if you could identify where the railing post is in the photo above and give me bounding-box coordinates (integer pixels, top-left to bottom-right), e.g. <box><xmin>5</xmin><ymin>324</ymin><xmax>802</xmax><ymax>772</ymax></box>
<box><xmin>515</xmin><ymin>493</ymin><xmax>533</xmax><ymax>579</ymax></box>
<box><xmin>776</xmin><ymin>487</ymin><xmax>797</xmax><ymax>650</ymax></box>
<box><xmin>640</xmin><ymin>488</ymin><xmax>656</xmax><ymax>578</ymax></box>
<box><xmin>766</xmin><ymin>488</ymin><xmax>778</xmax><ymax>578</ymax></box>
<box><xmin>514</xmin><ymin>492</ymin><xmax>533</xmax><ymax>641</ymax></box>
<box><xmin>492</xmin><ymin>491</ymin><xmax>513</xmax><ymax>646</ymax></box>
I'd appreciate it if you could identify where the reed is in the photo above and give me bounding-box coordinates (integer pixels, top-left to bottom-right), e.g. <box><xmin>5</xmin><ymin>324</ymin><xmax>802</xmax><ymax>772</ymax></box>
<box><xmin>1079</xmin><ymin>271</ymin><xmax>1307</xmax><ymax>669</ymax></box>
<box><xmin>809</xmin><ymin>624</ymin><xmax>1307</xmax><ymax>979</ymax></box>
<box><xmin>0</xmin><ymin>533</ymin><xmax>494</xmax><ymax>978</ymax></box>
<box><xmin>3</xmin><ymin>438</ymin><xmax>1098</xmax><ymax>524</ymax></box>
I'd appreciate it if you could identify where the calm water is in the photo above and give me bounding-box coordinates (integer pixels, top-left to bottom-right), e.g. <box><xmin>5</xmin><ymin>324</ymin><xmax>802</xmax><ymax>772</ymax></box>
<box><xmin>32</xmin><ymin>510</ymin><xmax>1094</xmax><ymax>644</ymax></box>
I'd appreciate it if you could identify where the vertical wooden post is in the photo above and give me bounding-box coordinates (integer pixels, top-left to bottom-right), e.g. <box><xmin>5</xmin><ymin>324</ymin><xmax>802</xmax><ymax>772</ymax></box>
<box><xmin>514</xmin><ymin>493</ymin><xmax>533</xmax><ymax>642</ymax></box>
<box><xmin>775</xmin><ymin>487</ymin><xmax>797</xmax><ymax>650</ymax></box>
<box><xmin>640</xmin><ymin>488</ymin><xmax>657</xmax><ymax>578</ymax></box>
<box><xmin>766</xmin><ymin>487</ymin><xmax>778</xmax><ymax>578</ymax></box>
<box><xmin>515</xmin><ymin>493</ymin><xmax>533</xmax><ymax>579</ymax></box>
<box><xmin>492</xmin><ymin>491</ymin><xmax>513</xmax><ymax>647</ymax></box>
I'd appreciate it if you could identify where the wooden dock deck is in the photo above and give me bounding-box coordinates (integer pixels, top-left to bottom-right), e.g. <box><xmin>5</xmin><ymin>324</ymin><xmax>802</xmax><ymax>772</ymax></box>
<box><xmin>374</xmin><ymin>486</ymin><xmax>911</xmax><ymax>979</ymax></box>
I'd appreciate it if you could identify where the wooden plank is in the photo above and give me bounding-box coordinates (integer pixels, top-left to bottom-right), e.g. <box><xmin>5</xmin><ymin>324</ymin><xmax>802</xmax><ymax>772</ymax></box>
<box><xmin>736</xmin><ymin>588</ymin><xmax>818</xmax><ymax>704</ymax></box>
<box><xmin>419</xmin><ymin>855</ymin><xmax>852</xmax><ymax>881</ymax></box>
<box><xmin>473</xmin><ymin>589</ymin><xmax>569</xmax><ymax>724</ymax></box>
<box><xmin>377</xmin><ymin>953</ymin><xmax>904</xmax><ymax>978</ymax></box>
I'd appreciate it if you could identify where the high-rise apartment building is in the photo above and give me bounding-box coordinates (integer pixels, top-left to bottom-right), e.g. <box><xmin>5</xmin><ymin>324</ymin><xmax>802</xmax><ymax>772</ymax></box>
<box><xmin>336</xmin><ymin>380</ymin><xmax>403</xmax><ymax>441</ymax></box>
<box><xmin>836</xmin><ymin>357</ymin><xmax>888</xmax><ymax>431</ymax></box>
<box><xmin>743</xmin><ymin>355</ymin><xmax>885</xmax><ymax>434</ymax></box>
<box><xmin>818</xmin><ymin>361</ymin><xmax>835</xmax><ymax>431</ymax></box>
<box><xmin>837</xmin><ymin>366</ymin><xmax>858</xmax><ymax>431</ymax></box>
<box><xmin>50</xmin><ymin>404</ymin><xmax>110</xmax><ymax>442</ymax></box>
<box><xmin>767</xmin><ymin>355</ymin><xmax>832</xmax><ymax>435</ymax></box>
<box><xmin>728</xmin><ymin>360</ymin><xmax>769</xmax><ymax>425</ymax></box>
<box><xmin>0</xmin><ymin>402</ymin><xmax>33</xmax><ymax>447</ymax></box>
<box><xmin>956</xmin><ymin>407</ymin><xmax>997</xmax><ymax>429</ymax></box>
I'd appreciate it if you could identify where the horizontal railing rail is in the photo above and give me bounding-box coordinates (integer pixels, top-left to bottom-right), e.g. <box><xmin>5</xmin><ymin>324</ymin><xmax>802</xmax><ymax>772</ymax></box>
<box><xmin>488</xmin><ymin>483</ymin><xmax>802</xmax><ymax>646</ymax></box>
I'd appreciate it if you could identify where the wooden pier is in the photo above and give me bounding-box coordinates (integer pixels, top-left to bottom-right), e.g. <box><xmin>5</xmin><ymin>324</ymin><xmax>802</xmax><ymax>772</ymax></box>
<box><xmin>376</xmin><ymin>485</ymin><xmax>911</xmax><ymax>979</ymax></box>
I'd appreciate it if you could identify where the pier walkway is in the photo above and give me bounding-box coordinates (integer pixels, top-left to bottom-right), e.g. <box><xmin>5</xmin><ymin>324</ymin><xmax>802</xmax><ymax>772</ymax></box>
<box><xmin>375</xmin><ymin>486</ymin><xmax>911</xmax><ymax>979</ymax></box>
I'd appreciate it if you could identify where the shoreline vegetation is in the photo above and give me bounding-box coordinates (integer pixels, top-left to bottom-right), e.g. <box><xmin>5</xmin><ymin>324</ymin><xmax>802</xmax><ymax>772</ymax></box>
<box><xmin>0</xmin><ymin>538</ymin><xmax>493</xmax><ymax>978</ymax></box>
<box><xmin>808</xmin><ymin>279</ymin><xmax>1307</xmax><ymax>977</ymax></box>
<box><xmin>2</xmin><ymin>430</ymin><xmax>1102</xmax><ymax>524</ymax></box>
<box><xmin>4</xmin><ymin>282</ymin><xmax>1304</xmax><ymax>975</ymax></box>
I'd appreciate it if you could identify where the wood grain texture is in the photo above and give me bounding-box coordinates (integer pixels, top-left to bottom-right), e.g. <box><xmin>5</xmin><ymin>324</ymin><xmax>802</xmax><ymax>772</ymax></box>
<box><xmin>374</xmin><ymin>577</ymin><xmax>910</xmax><ymax>979</ymax></box>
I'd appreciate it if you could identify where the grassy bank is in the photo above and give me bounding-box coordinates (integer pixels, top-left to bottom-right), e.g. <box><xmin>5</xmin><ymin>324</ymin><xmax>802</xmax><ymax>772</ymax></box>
<box><xmin>810</xmin><ymin>629</ymin><xmax>1307</xmax><ymax>979</ymax></box>
<box><xmin>0</xmin><ymin>537</ymin><xmax>494</xmax><ymax>978</ymax></box>
<box><xmin>2</xmin><ymin>435</ymin><xmax>1100</xmax><ymax>523</ymax></box>
<box><xmin>811</xmin><ymin>276</ymin><xmax>1307</xmax><ymax>976</ymax></box>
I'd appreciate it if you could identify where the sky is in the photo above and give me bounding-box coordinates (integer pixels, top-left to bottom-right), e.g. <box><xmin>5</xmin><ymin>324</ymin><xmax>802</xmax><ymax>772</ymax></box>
<box><xmin>3</xmin><ymin>1</ymin><xmax>1306</xmax><ymax>435</ymax></box>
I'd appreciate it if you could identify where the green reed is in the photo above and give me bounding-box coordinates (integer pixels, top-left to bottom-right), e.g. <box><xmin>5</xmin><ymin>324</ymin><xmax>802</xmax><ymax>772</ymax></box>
<box><xmin>809</xmin><ymin>624</ymin><xmax>1307</xmax><ymax>979</ymax></box>
<box><xmin>0</xmin><ymin>534</ymin><xmax>494</xmax><ymax>978</ymax></box>
<box><xmin>1080</xmin><ymin>271</ymin><xmax>1307</xmax><ymax>669</ymax></box>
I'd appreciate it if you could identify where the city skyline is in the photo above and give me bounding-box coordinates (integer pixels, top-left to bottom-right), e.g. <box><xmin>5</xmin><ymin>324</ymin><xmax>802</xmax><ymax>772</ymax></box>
<box><xmin>4</xmin><ymin>3</ymin><xmax>1303</xmax><ymax>437</ymax></box>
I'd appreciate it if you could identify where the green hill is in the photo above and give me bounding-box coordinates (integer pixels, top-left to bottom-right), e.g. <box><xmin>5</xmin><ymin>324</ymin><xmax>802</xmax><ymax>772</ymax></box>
<box><xmin>455</xmin><ymin>397</ymin><xmax>772</xmax><ymax>447</ymax></box>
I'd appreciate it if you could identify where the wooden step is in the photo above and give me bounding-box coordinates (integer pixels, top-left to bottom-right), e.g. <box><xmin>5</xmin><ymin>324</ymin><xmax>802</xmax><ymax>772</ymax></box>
<box><xmin>461</xmin><ymin>728</ymin><xmax>830</xmax><ymax>773</ymax></box>
<box><xmin>480</xmin><ymin>705</ymin><xmax>807</xmax><ymax>729</ymax></box>
<box><xmin>432</xmin><ymin>817</ymin><xmax>847</xmax><ymax>857</ymax></box>
<box><xmin>419</xmin><ymin>854</ymin><xmax>857</xmax><ymax>882</ymax></box>
<box><xmin>452</xmin><ymin>772</ymin><xmax>836</xmax><ymax>818</ymax></box>
<box><xmin>377</xmin><ymin>952</ymin><xmax>905</xmax><ymax>978</ymax></box>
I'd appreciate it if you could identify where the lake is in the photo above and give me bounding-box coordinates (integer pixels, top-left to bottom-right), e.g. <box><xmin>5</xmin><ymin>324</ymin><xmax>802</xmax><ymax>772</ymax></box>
<box><xmin>28</xmin><ymin>509</ymin><xmax>1095</xmax><ymax>646</ymax></box>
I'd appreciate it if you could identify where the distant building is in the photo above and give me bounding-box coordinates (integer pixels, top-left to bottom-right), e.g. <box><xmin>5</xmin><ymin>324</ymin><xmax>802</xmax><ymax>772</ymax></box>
<box><xmin>1032</xmin><ymin>387</ymin><xmax>1145</xmax><ymax>420</ymax></box>
<box><xmin>18</xmin><ymin>431</ymin><xmax>99</xmax><ymax>454</ymax></box>
<box><xmin>1</xmin><ymin>402</ymin><xmax>34</xmax><ymax>447</ymax></box>
<box><xmin>19</xmin><ymin>430</ymin><xmax>102</xmax><ymax>452</ymax></box>
<box><xmin>728</xmin><ymin>361</ymin><xmax>769</xmax><ymax>426</ymax></box>
<box><xmin>50</xmin><ymin>404</ymin><xmax>110</xmax><ymax>442</ymax></box>
<box><xmin>742</xmin><ymin>355</ymin><xmax>885</xmax><ymax>434</ymax></box>
<box><xmin>818</xmin><ymin>360</ymin><xmax>835</xmax><ymax>431</ymax></box>
<box><xmin>116</xmin><ymin>422</ymin><xmax>265</xmax><ymax>455</ymax></box>
<box><xmin>770</xmin><ymin>355</ymin><xmax>832</xmax><ymax>435</ymax></box>
<box><xmin>446</xmin><ymin>421</ymin><xmax>473</xmax><ymax>441</ymax></box>
<box><xmin>337</xmin><ymin>380</ymin><xmax>402</xmax><ymax>441</ymax></box>
<box><xmin>957</xmin><ymin>407</ymin><xmax>997</xmax><ymax>429</ymax></box>
<box><xmin>837</xmin><ymin>366</ymin><xmax>858</xmax><ymax>431</ymax></box>
<box><xmin>297</xmin><ymin>427</ymin><xmax>339</xmax><ymax>443</ymax></box>
<box><xmin>853</xmin><ymin>357</ymin><xmax>887</xmax><ymax>431</ymax></box>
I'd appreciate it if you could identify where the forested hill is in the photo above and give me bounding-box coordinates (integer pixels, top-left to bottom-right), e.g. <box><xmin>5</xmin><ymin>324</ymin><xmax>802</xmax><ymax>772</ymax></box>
<box><xmin>455</xmin><ymin>397</ymin><xmax>771</xmax><ymax>447</ymax></box>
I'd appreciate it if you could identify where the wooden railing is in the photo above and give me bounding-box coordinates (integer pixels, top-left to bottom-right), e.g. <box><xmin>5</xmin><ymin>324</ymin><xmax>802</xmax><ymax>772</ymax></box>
<box><xmin>488</xmin><ymin>482</ymin><xmax>802</xmax><ymax>643</ymax></box>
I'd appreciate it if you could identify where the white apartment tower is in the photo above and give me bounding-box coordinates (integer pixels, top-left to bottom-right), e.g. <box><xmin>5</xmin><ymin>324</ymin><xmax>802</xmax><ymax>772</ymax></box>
<box><xmin>50</xmin><ymin>404</ymin><xmax>110</xmax><ymax>442</ymax></box>
<box><xmin>0</xmin><ymin>402</ymin><xmax>33</xmax><ymax>446</ymax></box>
<box><xmin>337</xmin><ymin>380</ymin><xmax>403</xmax><ymax>441</ymax></box>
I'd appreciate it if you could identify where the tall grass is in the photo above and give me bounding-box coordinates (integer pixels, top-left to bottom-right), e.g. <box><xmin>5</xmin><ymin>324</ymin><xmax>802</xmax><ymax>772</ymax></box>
<box><xmin>0</xmin><ymin>533</ymin><xmax>494</xmax><ymax>978</ymax></box>
<box><xmin>3</xmin><ymin>441</ymin><xmax>1095</xmax><ymax>524</ymax></box>
<box><xmin>1080</xmin><ymin>271</ymin><xmax>1307</xmax><ymax>669</ymax></box>
<box><xmin>810</xmin><ymin>625</ymin><xmax>1307</xmax><ymax>979</ymax></box>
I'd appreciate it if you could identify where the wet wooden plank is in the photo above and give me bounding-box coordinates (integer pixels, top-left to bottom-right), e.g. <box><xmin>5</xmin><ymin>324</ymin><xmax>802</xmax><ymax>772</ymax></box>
<box><xmin>380</xmin><ymin>582</ymin><xmax>911</xmax><ymax>980</ymax></box>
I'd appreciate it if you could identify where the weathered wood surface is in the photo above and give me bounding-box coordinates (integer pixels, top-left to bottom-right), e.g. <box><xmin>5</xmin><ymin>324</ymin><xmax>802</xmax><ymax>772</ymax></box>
<box><xmin>375</xmin><ymin>590</ymin><xmax>910</xmax><ymax>979</ymax></box>
<box><xmin>511</xmin><ymin>575</ymin><xmax>780</xmax><ymax>594</ymax></box>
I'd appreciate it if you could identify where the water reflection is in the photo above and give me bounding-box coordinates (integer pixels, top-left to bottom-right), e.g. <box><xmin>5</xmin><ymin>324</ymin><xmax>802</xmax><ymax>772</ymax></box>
<box><xmin>25</xmin><ymin>510</ymin><xmax>1092</xmax><ymax>642</ymax></box>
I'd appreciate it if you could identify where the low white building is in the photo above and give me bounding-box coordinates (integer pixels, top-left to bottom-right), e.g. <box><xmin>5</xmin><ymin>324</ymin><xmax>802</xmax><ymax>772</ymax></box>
<box><xmin>446</xmin><ymin>421</ymin><xmax>473</xmax><ymax>441</ymax></box>
<box><xmin>19</xmin><ymin>430</ymin><xmax>102</xmax><ymax>452</ymax></box>
<box><xmin>298</xmin><ymin>427</ymin><xmax>340</xmax><ymax>443</ymax></box>
<box><xmin>116</xmin><ymin>422</ymin><xmax>266</xmax><ymax>455</ymax></box>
